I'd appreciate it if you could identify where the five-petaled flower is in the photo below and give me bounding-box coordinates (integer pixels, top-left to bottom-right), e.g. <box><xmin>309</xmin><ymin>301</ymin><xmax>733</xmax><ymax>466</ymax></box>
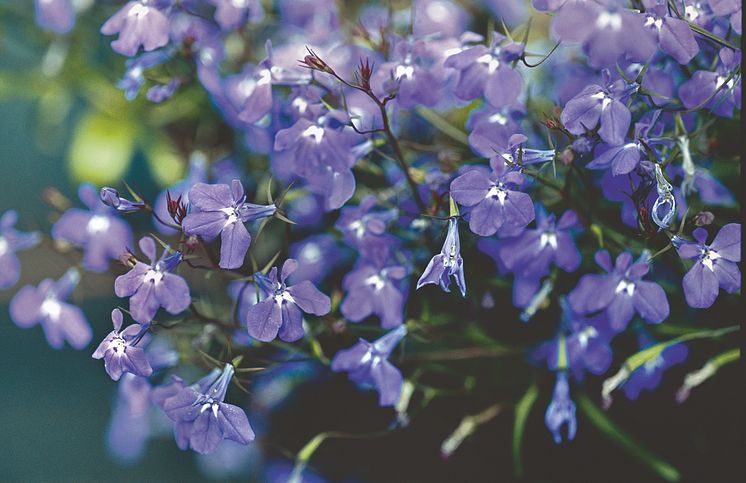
<box><xmin>181</xmin><ymin>179</ymin><xmax>276</xmax><ymax>269</ymax></box>
<box><xmin>92</xmin><ymin>308</ymin><xmax>153</xmax><ymax>381</ymax></box>
<box><xmin>245</xmin><ymin>259</ymin><xmax>332</xmax><ymax>342</ymax></box>
<box><xmin>114</xmin><ymin>236</ymin><xmax>191</xmax><ymax>324</ymax></box>
<box><xmin>331</xmin><ymin>325</ymin><xmax>408</xmax><ymax>407</ymax></box>
<box><xmin>674</xmin><ymin>223</ymin><xmax>741</xmax><ymax>309</ymax></box>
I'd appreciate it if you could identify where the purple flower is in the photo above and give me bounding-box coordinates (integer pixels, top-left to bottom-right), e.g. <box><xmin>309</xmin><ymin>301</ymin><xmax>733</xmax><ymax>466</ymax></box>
<box><xmin>675</xmin><ymin>223</ymin><xmax>741</xmax><ymax>308</ymax></box>
<box><xmin>181</xmin><ymin>180</ymin><xmax>276</xmax><ymax>269</ymax></box>
<box><xmin>152</xmin><ymin>152</ymin><xmax>210</xmax><ymax>234</ymax></box>
<box><xmin>245</xmin><ymin>259</ymin><xmax>332</xmax><ymax>342</ymax></box>
<box><xmin>417</xmin><ymin>218</ymin><xmax>466</xmax><ymax>297</ymax></box>
<box><xmin>288</xmin><ymin>234</ymin><xmax>346</xmax><ymax>285</ymax></box>
<box><xmin>623</xmin><ymin>331</ymin><xmax>688</xmax><ymax>400</ymax></box>
<box><xmin>568</xmin><ymin>250</ymin><xmax>669</xmax><ymax>331</ymax></box>
<box><xmin>331</xmin><ymin>325</ymin><xmax>407</xmax><ymax>406</ymax></box>
<box><xmin>52</xmin><ymin>183</ymin><xmax>134</xmax><ymax>273</ymax></box>
<box><xmin>162</xmin><ymin>364</ymin><xmax>255</xmax><ymax>454</ymax></box>
<box><xmin>496</xmin><ymin>206</ymin><xmax>582</xmax><ymax>281</ymax></box>
<box><xmin>101</xmin><ymin>1</ymin><xmax>170</xmax><ymax>57</ymax></box>
<box><xmin>445</xmin><ymin>32</ymin><xmax>524</xmax><ymax>109</ymax></box>
<box><xmin>334</xmin><ymin>196</ymin><xmax>398</xmax><ymax>252</ymax></box>
<box><xmin>114</xmin><ymin>237</ymin><xmax>191</xmax><ymax>324</ymax></box>
<box><xmin>450</xmin><ymin>157</ymin><xmax>535</xmax><ymax>236</ymax></box>
<box><xmin>118</xmin><ymin>49</ymin><xmax>172</xmax><ymax>101</ymax></box>
<box><xmin>341</xmin><ymin>261</ymin><xmax>408</xmax><ymax>329</ymax></box>
<box><xmin>0</xmin><ymin>210</ymin><xmax>41</xmax><ymax>289</ymax></box>
<box><xmin>146</xmin><ymin>78</ymin><xmax>180</xmax><ymax>103</ymax></box>
<box><xmin>34</xmin><ymin>0</ymin><xmax>75</xmax><ymax>34</ymax></box>
<box><xmin>92</xmin><ymin>309</ymin><xmax>153</xmax><ymax>381</ymax></box>
<box><xmin>560</xmin><ymin>73</ymin><xmax>635</xmax><ymax>145</ymax></box>
<box><xmin>209</xmin><ymin>0</ymin><xmax>264</xmax><ymax>31</ymax></box>
<box><xmin>709</xmin><ymin>0</ymin><xmax>742</xmax><ymax>34</ymax></box>
<box><xmin>545</xmin><ymin>371</ymin><xmax>576</xmax><ymax>444</ymax></box>
<box><xmin>678</xmin><ymin>48</ymin><xmax>742</xmax><ymax>118</ymax></box>
<box><xmin>641</xmin><ymin>0</ymin><xmax>699</xmax><ymax>64</ymax></box>
<box><xmin>9</xmin><ymin>268</ymin><xmax>92</xmax><ymax>350</ymax></box>
<box><xmin>466</xmin><ymin>104</ymin><xmax>525</xmax><ymax>158</ymax></box>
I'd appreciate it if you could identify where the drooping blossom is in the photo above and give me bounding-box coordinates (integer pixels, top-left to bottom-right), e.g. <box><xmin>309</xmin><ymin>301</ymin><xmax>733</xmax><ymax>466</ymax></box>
<box><xmin>181</xmin><ymin>180</ymin><xmax>276</xmax><ymax>269</ymax></box>
<box><xmin>52</xmin><ymin>183</ymin><xmax>133</xmax><ymax>273</ymax></box>
<box><xmin>331</xmin><ymin>325</ymin><xmax>407</xmax><ymax>406</ymax></box>
<box><xmin>100</xmin><ymin>0</ymin><xmax>171</xmax><ymax>57</ymax></box>
<box><xmin>161</xmin><ymin>364</ymin><xmax>255</xmax><ymax>454</ymax></box>
<box><xmin>674</xmin><ymin>223</ymin><xmax>741</xmax><ymax>308</ymax></box>
<box><xmin>568</xmin><ymin>250</ymin><xmax>669</xmax><ymax>331</ymax></box>
<box><xmin>545</xmin><ymin>371</ymin><xmax>576</xmax><ymax>444</ymax></box>
<box><xmin>0</xmin><ymin>210</ymin><xmax>41</xmax><ymax>289</ymax></box>
<box><xmin>417</xmin><ymin>218</ymin><xmax>466</xmax><ymax>297</ymax></box>
<box><xmin>245</xmin><ymin>259</ymin><xmax>331</xmax><ymax>342</ymax></box>
<box><xmin>100</xmin><ymin>187</ymin><xmax>145</xmax><ymax>213</ymax></box>
<box><xmin>10</xmin><ymin>268</ymin><xmax>92</xmax><ymax>350</ymax></box>
<box><xmin>450</xmin><ymin>157</ymin><xmax>535</xmax><ymax>237</ymax></box>
<box><xmin>92</xmin><ymin>309</ymin><xmax>153</xmax><ymax>381</ymax></box>
<box><xmin>114</xmin><ymin>237</ymin><xmax>191</xmax><ymax>324</ymax></box>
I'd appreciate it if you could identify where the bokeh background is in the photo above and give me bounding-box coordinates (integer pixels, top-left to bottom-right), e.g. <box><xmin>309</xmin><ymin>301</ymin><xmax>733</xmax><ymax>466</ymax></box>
<box><xmin>0</xmin><ymin>1</ymin><xmax>742</xmax><ymax>482</ymax></box>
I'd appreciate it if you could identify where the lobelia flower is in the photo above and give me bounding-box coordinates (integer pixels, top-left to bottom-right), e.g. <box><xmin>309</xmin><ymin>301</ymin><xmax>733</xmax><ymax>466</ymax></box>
<box><xmin>641</xmin><ymin>0</ymin><xmax>699</xmax><ymax>64</ymax></box>
<box><xmin>182</xmin><ymin>180</ymin><xmax>276</xmax><ymax>269</ymax></box>
<box><xmin>445</xmin><ymin>31</ymin><xmax>524</xmax><ymax>109</ymax></box>
<box><xmin>334</xmin><ymin>196</ymin><xmax>398</xmax><ymax>250</ymax></box>
<box><xmin>34</xmin><ymin>0</ymin><xmax>75</xmax><ymax>34</ymax></box>
<box><xmin>568</xmin><ymin>250</ymin><xmax>669</xmax><ymax>331</ymax></box>
<box><xmin>146</xmin><ymin>78</ymin><xmax>181</xmax><ymax>103</ymax></box>
<box><xmin>92</xmin><ymin>309</ymin><xmax>153</xmax><ymax>381</ymax></box>
<box><xmin>0</xmin><ymin>210</ymin><xmax>41</xmax><ymax>289</ymax></box>
<box><xmin>417</xmin><ymin>218</ymin><xmax>466</xmax><ymax>296</ymax></box>
<box><xmin>100</xmin><ymin>0</ymin><xmax>170</xmax><ymax>57</ymax></box>
<box><xmin>118</xmin><ymin>49</ymin><xmax>172</xmax><ymax>101</ymax></box>
<box><xmin>331</xmin><ymin>325</ymin><xmax>408</xmax><ymax>406</ymax></box>
<box><xmin>341</xmin><ymin>259</ymin><xmax>408</xmax><ymax>329</ymax></box>
<box><xmin>674</xmin><ymin>223</ymin><xmax>741</xmax><ymax>309</ymax></box>
<box><xmin>466</xmin><ymin>104</ymin><xmax>525</xmax><ymax>158</ymax></box>
<box><xmin>678</xmin><ymin>47</ymin><xmax>742</xmax><ymax>118</ymax></box>
<box><xmin>560</xmin><ymin>70</ymin><xmax>637</xmax><ymax>145</ymax></box>
<box><xmin>545</xmin><ymin>371</ymin><xmax>576</xmax><ymax>444</ymax></box>
<box><xmin>709</xmin><ymin>0</ymin><xmax>742</xmax><ymax>34</ymax></box>
<box><xmin>9</xmin><ymin>268</ymin><xmax>92</xmax><ymax>350</ymax></box>
<box><xmin>245</xmin><ymin>259</ymin><xmax>332</xmax><ymax>342</ymax></box>
<box><xmin>162</xmin><ymin>364</ymin><xmax>255</xmax><ymax>454</ymax></box>
<box><xmin>623</xmin><ymin>330</ymin><xmax>688</xmax><ymax>400</ymax></box>
<box><xmin>114</xmin><ymin>236</ymin><xmax>191</xmax><ymax>324</ymax></box>
<box><xmin>450</xmin><ymin>156</ymin><xmax>535</xmax><ymax>237</ymax></box>
<box><xmin>52</xmin><ymin>183</ymin><xmax>134</xmax><ymax>273</ymax></box>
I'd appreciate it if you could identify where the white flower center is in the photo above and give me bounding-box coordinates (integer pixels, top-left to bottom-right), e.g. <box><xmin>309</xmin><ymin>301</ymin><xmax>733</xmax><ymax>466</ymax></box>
<box><xmin>302</xmin><ymin>125</ymin><xmax>325</xmax><ymax>143</ymax></box>
<box><xmin>394</xmin><ymin>64</ymin><xmax>415</xmax><ymax>80</ymax></box>
<box><xmin>426</xmin><ymin>1</ymin><xmax>450</xmax><ymax>22</ymax></box>
<box><xmin>684</xmin><ymin>5</ymin><xmax>701</xmax><ymax>21</ymax></box>
<box><xmin>486</xmin><ymin>184</ymin><xmax>508</xmax><ymax>205</ymax></box>
<box><xmin>292</xmin><ymin>97</ymin><xmax>309</xmax><ymax>113</ymax></box>
<box><xmin>365</xmin><ymin>274</ymin><xmax>386</xmax><ymax>292</ymax></box>
<box><xmin>487</xmin><ymin>112</ymin><xmax>508</xmax><ymax>125</ymax></box>
<box><xmin>577</xmin><ymin>326</ymin><xmax>598</xmax><ymax>349</ymax></box>
<box><xmin>701</xmin><ymin>249</ymin><xmax>720</xmax><ymax>272</ymax></box>
<box><xmin>257</xmin><ymin>68</ymin><xmax>272</xmax><ymax>86</ymax></box>
<box><xmin>348</xmin><ymin>220</ymin><xmax>366</xmax><ymax>238</ymax></box>
<box><xmin>200</xmin><ymin>400</ymin><xmax>220</xmax><ymax>418</ymax></box>
<box><xmin>539</xmin><ymin>232</ymin><xmax>558</xmax><ymax>250</ymax></box>
<box><xmin>128</xmin><ymin>3</ymin><xmax>150</xmax><ymax>18</ymax></box>
<box><xmin>644</xmin><ymin>16</ymin><xmax>663</xmax><ymax>29</ymax></box>
<box><xmin>615</xmin><ymin>279</ymin><xmax>636</xmax><ymax>296</ymax></box>
<box><xmin>231</xmin><ymin>0</ymin><xmax>250</xmax><ymax>7</ymax></box>
<box><xmin>220</xmin><ymin>207</ymin><xmax>240</xmax><ymax>227</ymax></box>
<box><xmin>143</xmin><ymin>269</ymin><xmax>164</xmax><ymax>285</ymax></box>
<box><xmin>0</xmin><ymin>237</ymin><xmax>8</xmax><ymax>256</ymax></box>
<box><xmin>476</xmin><ymin>53</ymin><xmax>500</xmax><ymax>73</ymax></box>
<box><xmin>40</xmin><ymin>298</ymin><xmax>62</xmax><ymax>321</ymax></box>
<box><xmin>300</xmin><ymin>243</ymin><xmax>321</xmax><ymax>264</ymax></box>
<box><xmin>87</xmin><ymin>215</ymin><xmax>111</xmax><ymax>235</ymax></box>
<box><xmin>596</xmin><ymin>11</ymin><xmax>622</xmax><ymax>30</ymax></box>
<box><xmin>715</xmin><ymin>76</ymin><xmax>735</xmax><ymax>90</ymax></box>
<box><xmin>274</xmin><ymin>290</ymin><xmax>295</xmax><ymax>306</ymax></box>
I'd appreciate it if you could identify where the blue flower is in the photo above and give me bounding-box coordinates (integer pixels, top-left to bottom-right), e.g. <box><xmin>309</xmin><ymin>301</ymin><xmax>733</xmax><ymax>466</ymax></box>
<box><xmin>417</xmin><ymin>218</ymin><xmax>466</xmax><ymax>297</ymax></box>
<box><xmin>545</xmin><ymin>371</ymin><xmax>577</xmax><ymax>444</ymax></box>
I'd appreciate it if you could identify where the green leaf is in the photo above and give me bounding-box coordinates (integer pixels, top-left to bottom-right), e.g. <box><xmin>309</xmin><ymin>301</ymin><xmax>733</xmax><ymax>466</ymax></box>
<box><xmin>68</xmin><ymin>111</ymin><xmax>137</xmax><ymax>185</ymax></box>
<box><xmin>577</xmin><ymin>392</ymin><xmax>681</xmax><ymax>482</ymax></box>
<box><xmin>513</xmin><ymin>382</ymin><xmax>539</xmax><ymax>478</ymax></box>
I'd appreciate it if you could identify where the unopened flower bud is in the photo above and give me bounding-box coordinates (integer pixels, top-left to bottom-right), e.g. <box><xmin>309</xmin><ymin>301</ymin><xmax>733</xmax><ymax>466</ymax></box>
<box><xmin>691</xmin><ymin>211</ymin><xmax>714</xmax><ymax>226</ymax></box>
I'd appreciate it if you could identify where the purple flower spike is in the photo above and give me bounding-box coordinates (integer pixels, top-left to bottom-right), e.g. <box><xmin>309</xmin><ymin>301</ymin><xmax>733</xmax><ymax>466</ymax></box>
<box><xmin>114</xmin><ymin>237</ymin><xmax>191</xmax><ymax>324</ymax></box>
<box><xmin>341</xmin><ymin>262</ymin><xmax>408</xmax><ymax>329</ymax></box>
<box><xmin>162</xmin><ymin>364</ymin><xmax>255</xmax><ymax>454</ymax></box>
<box><xmin>101</xmin><ymin>1</ymin><xmax>170</xmax><ymax>57</ymax></box>
<box><xmin>92</xmin><ymin>309</ymin><xmax>153</xmax><ymax>381</ymax></box>
<box><xmin>545</xmin><ymin>371</ymin><xmax>576</xmax><ymax>444</ymax></box>
<box><xmin>10</xmin><ymin>268</ymin><xmax>92</xmax><ymax>350</ymax></box>
<box><xmin>245</xmin><ymin>259</ymin><xmax>332</xmax><ymax>342</ymax></box>
<box><xmin>676</xmin><ymin>223</ymin><xmax>741</xmax><ymax>309</ymax></box>
<box><xmin>331</xmin><ymin>325</ymin><xmax>407</xmax><ymax>407</ymax></box>
<box><xmin>34</xmin><ymin>0</ymin><xmax>75</xmax><ymax>34</ymax></box>
<box><xmin>450</xmin><ymin>157</ymin><xmax>535</xmax><ymax>237</ymax></box>
<box><xmin>560</xmin><ymin>75</ymin><xmax>634</xmax><ymax>145</ymax></box>
<box><xmin>182</xmin><ymin>180</ymin><xmax>276</xmax><ymax>270</ymax></box>
<box><xmin>0</xmin><ymin>210</ymin><xmax>41</xmax><ymax>289</ymax></box>
<box><xmin>417</xmin><ymin>218</ymin><xmax>466</xmax><ymax>297</ymax></box>
<box><xmin>568</xmin><ymin>250</ymin><xmax>669</xmax><ymax>331</ymax></box>
<box><xmin>52</xmin><ymin>183</ymin><xmax>133</xmax><ymax>273</ymax></box>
